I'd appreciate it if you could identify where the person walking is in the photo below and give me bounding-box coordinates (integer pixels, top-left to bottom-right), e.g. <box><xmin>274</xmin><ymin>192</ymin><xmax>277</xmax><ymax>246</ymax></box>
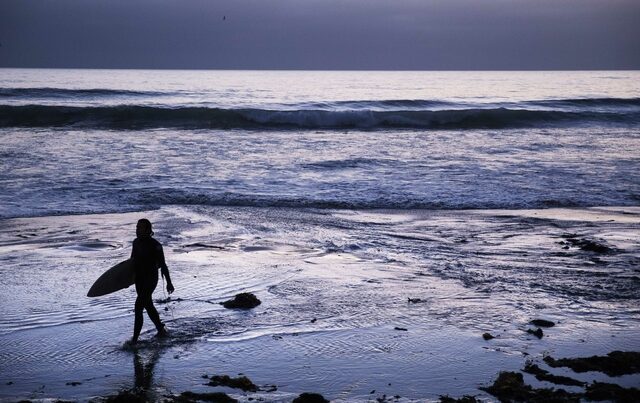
<box><xmin>129</xmin><ymin>218</ymin><xmax>174</xmax><ymax>344</ymax></box>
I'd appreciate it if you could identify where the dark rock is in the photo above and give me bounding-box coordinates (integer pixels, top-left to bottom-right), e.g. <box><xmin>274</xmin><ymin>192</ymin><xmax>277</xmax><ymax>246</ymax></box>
<box><xmin>207</xmin><ymin>375</ymin><xmax>258</xmax><ymax>392</ymax></box>
<box><xmin>103</xmin><ymin>390</ymin><xmax>148</xmax><ymax>403</ymax></box>
<box><xmin>221</xmin><ymin>293</ymin><xmax>261</xmax><ymax>309</ymax></box>
<box><xmin>530</xmin><ymin>319</ymin><xmax>555</xmax><ymax>328</ymax></box>
<box><xmin>527</xmin><ymin>328</ymin><xmax>544</xmax><ymax>339</ymax></box>
<box><xmin>585</xmin><ymin>381</ymin><xmax>640</xmax><ymax>402</ymax></box>
<box><xmin>482</xmin><ymin>333</ymin><xmax>495</xmax><ymax>340</ymax></box>
<box><xmin>543</xmin><ymin>351</ymin><xmax>640</xmax><ymax>377</ymax></box>
<box><xmin>172</xmin><ymin>391</ymin><xmax>237</xmax><ymax>403</ymax></box>
<box><xmin>479</xmin><ymin>371</ymin><xmax>579</xmax><ymax>402</ymax></box>
<box><xmin>292</xmin><ymin>392</ymin><xmax>329</xmax><ymax>403</ymax></box>
<box><xmin>523</xmin><ymin>363</ymin><xmax>584</xmax><ymax>386</ymax></box>
<box><xmin>439</xmin><ymin>395</ymin><xmax>480</xmax><ymax>403</ymax></box>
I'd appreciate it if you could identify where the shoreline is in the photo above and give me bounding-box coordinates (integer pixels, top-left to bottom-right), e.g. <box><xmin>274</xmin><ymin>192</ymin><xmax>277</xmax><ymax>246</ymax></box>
<box><xmin>1</xmin><ymin>205</ymin><xmax>639</xmax><ymax>401</ymax></box>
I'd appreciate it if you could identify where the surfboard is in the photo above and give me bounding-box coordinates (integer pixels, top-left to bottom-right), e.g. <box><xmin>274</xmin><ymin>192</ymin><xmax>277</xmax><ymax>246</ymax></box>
<box><xmin>87</xmin><ymin>259</ymin><xmax>135</xmax><ymax>297</ymax></box>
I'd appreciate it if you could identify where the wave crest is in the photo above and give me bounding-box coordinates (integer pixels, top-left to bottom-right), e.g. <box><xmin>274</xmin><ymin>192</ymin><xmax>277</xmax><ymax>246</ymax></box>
<box><xmin>1</xmin><ymin>104</ymin><xmax>638</xmax><ymax>130</ymax></box>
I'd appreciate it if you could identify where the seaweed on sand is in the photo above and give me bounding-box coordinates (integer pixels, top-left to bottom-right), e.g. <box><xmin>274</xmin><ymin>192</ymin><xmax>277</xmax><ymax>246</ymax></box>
<box><xmin>292</xmin><ymin>393</ymin><xmax>329</xmax><ymax>403</ymax></box>
<box><xmin>543</xmin><ymin>351</ymin><xmax>640</xmax><ymax>377</ymax></box>
<box><xmin>529</xmin><ymin>319</ymin><xmax>555</xmax><ymax>327</ymax></box>
<box><xmin>206</xmin><ymin>375</ymin><xmax>258</xmax><ymax>392</ymax></box>
<box><xmin>101</xmin><ymin>389</ymin><xmax>149</xmax><ymax>403</ymax></box>
<box><xmin>523</xmin><ymin>363</ymin><xmax>584</xmax><ymax>386</ymax></box>
<box><xmin>584</xmin><ymin>381</ymin><xmax>640</xmax><ymax>403</ymax></box>
<box><xmin>560</xmin><ymin>235</ymin><xmax>612</xmax><ymax>253</ymax></box>
<box><xmin>439</xmin><ymin>395</ymin><xmax>479</xmax><ymax>402</ymax></box>
<box><xmin>479</xmin><ymin>371</ymin><xmax>580</xmax><ymax>402</ymax></box>
<box><xmin>526</xmin><ymin>328</ymin><xmax>544</xmax><ymax>339</ymax></box>
<box><xmin>170</xmin><ymin>391</ymin><xmax>238</xmax><ymax>403</ymax></box>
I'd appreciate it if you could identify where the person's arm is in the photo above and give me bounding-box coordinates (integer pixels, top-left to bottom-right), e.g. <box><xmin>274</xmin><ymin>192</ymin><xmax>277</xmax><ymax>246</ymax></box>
<box><xmin>157</xmin><ymin>243</ymin><xmax>174</xmax><ymax>294</ymax></box>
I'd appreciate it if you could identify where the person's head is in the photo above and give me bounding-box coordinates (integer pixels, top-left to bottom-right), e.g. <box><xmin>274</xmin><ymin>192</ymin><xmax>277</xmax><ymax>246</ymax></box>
<box><xmin>136</xmin><ymin>219</ymin><xmax>154</xmax><ymax>238</ymax></box>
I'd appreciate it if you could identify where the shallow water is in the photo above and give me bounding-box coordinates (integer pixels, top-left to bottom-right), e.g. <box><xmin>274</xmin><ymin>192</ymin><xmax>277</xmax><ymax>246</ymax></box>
<box><xmin>1</xmin><ymin>206</ymin><xmax>639</xmax><ymax>401</ymax></box>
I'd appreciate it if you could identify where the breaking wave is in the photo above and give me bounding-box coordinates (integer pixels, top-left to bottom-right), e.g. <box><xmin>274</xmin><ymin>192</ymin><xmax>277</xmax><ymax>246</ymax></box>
<box><xmin>1</xmin><ymin>104</ymin><xmax>638</xmax><ymax>130</ymax></box>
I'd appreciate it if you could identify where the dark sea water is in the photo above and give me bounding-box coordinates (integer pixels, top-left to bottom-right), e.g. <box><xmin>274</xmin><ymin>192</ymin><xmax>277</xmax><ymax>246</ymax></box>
<box><xmin>1</xmin><ymin>69</ymin><xmax>639</xmax><ymax>218</ymax></box>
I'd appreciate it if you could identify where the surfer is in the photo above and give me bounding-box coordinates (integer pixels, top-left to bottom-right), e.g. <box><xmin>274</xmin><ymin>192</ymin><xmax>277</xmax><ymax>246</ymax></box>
<box><xmin>129</xmin><ymin>219</ymin><xmax>174</xmax><ymax>344</ymax></box>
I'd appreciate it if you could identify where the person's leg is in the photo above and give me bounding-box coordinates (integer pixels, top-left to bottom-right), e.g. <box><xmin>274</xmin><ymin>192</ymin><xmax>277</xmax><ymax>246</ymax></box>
<box><xmin>143</xmin><ymin>296</ymin><xmax>165</xmax><ymax>334</ymax></box>
<box><xmin>132</xmin><ymin>295</ymin><xmax>145</xmax><ymax>343</ymax></box>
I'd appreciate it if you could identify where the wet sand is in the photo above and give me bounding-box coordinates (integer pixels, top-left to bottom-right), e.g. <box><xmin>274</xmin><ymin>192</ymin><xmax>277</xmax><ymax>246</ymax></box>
<box><xmin>1</xmin><ymin>206</ymin><xmax>639</xmax><ymax>401</ymax></box>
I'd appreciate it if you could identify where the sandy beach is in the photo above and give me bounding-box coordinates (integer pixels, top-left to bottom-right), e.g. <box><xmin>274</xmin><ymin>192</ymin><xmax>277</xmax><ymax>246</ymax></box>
<box><xmin>1</xmin><ymin>206</ymin><xmax>639</xmax><ymax>401</ymax></box>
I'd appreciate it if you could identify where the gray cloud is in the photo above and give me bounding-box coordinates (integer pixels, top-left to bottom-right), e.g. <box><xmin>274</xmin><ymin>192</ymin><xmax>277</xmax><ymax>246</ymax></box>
<box><xmin>1</xmin><ymin>0</ymin><xmax>639</xmax><ymax>69</ymax></box>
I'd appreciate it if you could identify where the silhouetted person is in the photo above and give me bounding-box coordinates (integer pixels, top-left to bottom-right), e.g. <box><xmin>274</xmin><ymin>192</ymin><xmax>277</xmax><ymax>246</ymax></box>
<box><xmin>129</xmin><ymin>219</ymin><xmax>174</xmax><ymax>344</ymax></box>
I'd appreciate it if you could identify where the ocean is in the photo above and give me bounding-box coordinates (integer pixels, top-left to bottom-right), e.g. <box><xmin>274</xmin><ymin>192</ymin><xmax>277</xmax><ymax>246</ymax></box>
<box><xmin>1</xmin><ymin>69</ymin><xmax>639</xmax><ymax>217</ymax></box>
<box><xmin>1</xmin><ymin>69</ymin><xmax>639</xmax><ymax>401</ymax></box>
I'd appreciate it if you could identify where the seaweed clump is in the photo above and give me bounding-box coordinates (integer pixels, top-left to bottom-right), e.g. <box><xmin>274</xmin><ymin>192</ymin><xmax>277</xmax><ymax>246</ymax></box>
<box><xmin>523</xmin><ymin>363</ymin><xmax>584</xmax><ymax>386</ymax></box>
<box><xmin>172</xmin><ymin>391</ymin><xmax>238</xmax><ymax>403</ymax></box>
<box><xmin>103</xmin><ymin>390</ymin><xmax>148</xmax><ymax>403</ymax></box>
<box><xmin>560</xmin><ymin>235</ymin><xmax>612</xmax><ymax>253</ymax></box>
<box><xmin>527</xmin><ymin>328</ymin><xmax>544</xmax><ymax>339</ymax></box>
<box><xmin>584</xmin><ymin>381</ymin><xmax>640</xmax><ymax>403</ymax></box>
<box><xmin>543</xmin><ymin>351</ymin><xmax>640</xmax><ymax>377</ymax></box>
<box><xmin>206</xmin><ymin>375</ymin><xmax>258</xmax><ymax>392</ymax></box>
<box><xmin>439</xmin><ymin>395</ymin><xmax>479</xmax><ymax>402</ymax></box>
<box><xmin>479</xmin><ymin>371</ymin><xmax>579</xmax><ymax>402</ymax></box>
<box><xmin>292</xmin><ymin>393</ymin><xmax>329</xmax><ymax>403</ymax></box>
<box><xmin>221</xmin><ymin>293</ymin><xmax>261</xmax><ymax>309</ymax></box>
<box><xmin>530</xmin><ymin>319</ymin><xmax>555</xmax><ymax>327</ymax></box>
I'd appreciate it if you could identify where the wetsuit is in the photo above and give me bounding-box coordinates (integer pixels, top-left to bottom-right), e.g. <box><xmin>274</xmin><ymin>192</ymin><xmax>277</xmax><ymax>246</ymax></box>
<box><xmin>130</xmin><ymin>235</ymin><xmax>170</xmax><ymax>341</ymax></box>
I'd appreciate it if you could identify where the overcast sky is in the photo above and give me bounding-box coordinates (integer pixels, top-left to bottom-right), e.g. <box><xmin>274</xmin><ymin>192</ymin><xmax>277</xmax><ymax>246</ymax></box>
<box><xmin>1</xmin><ymin>0</ymin><xmax>639</xmax><ymax>70</ymax></box>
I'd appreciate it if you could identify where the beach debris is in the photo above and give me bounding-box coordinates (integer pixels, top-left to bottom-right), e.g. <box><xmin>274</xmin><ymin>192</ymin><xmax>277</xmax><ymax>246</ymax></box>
<box><xmin>292</xmin><ymin>392</ymin><xmax>329</xmax><ymax>403</ymax></box>
<box><xmin>584</xmin><ymin>381</ymin><xmax>640</xmax><ymax>402</ymax></box>
<box><xmin>206</xmin><ymin>374</ymin><xmax>258</xmax><ymax>392</ymax></box>
<box><xmin>103</xmin><ymin>389</ymin><xmax>148</xmax><ymax>403</ymax></box>
<box><xmin>543</xmin><ymin>351</ymin><xmax>640</xmax><ymax>376</ymax></box>
<box><xmin>526</xmin><ymin>328</ymin><xmax>544</xmax><ymax>339</ymax></box>
<box><xmin>221</xmin><ymin>293</ymin><xmax>261</xmax><ymax>309</ymax></box>
<box><xmin>183</xmin><ymin>242</ymin><xmax>224</xmax><ymax>250</ymax></box>
<box><xmin>529</xmin><ymin>319</ymin><xmax>555</xmax><ymax>327</ymax></box>
<box><xmin>439</xmin><ymin>395</ymin><xmax>480</xmax><ymax>403</ymax></box>
<box><xmin>479</xmin><ymin>371</ymin><xmax>579</xmax><ymax>402</ymax></box>
<box><xmin>394</xmin><ymin>326</ymin><xmax>408</xmax><ymax>331</ymax></box>
<box><xmin>523</xmin><ymin>363</ymin><xmax>584</xmax><ymax>386</ymax></box>
<box><xmin>560</xmin><ymin>234</ymin><xmax>612</xmax><ymax>253</ymax></box>
<box><xmin>175</xmin><ymin>391</ymin><xmax>238</xmax><ymax>403</ymax></box>
<box><xmin>156</xmin><ymin>297</ymin><xmax>184</xmax><ymax>304</ymax></box>
<box><xmin>482</xmin><ymin>333</ymin><xmax>495</xmax><ymax>340</ymax></box>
